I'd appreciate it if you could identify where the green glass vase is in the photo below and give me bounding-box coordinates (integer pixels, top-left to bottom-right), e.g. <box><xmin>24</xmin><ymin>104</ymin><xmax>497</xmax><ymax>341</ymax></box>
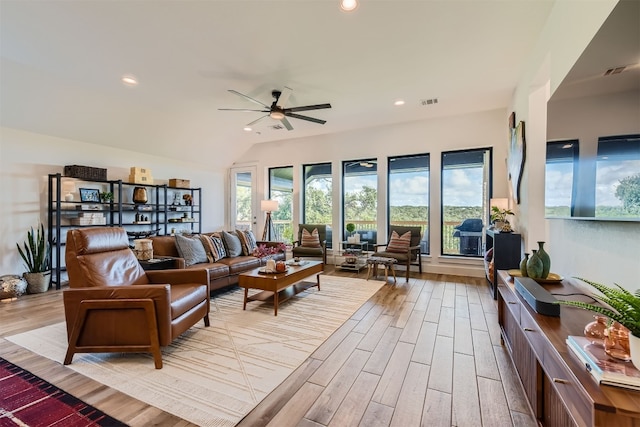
<box><xmin>526</xmin><ymin>249</ymin><xmax>543</xmax><ymax>279</ymax></box>
<box><xmin>537</xmin><ymin>241</ymin><xmax>550</xmax><ymax>279</ymax></box>
<box><xmin>519</xmin><ymin>253</ymin><xmax>530</xmax><ymax>277</ymax></box>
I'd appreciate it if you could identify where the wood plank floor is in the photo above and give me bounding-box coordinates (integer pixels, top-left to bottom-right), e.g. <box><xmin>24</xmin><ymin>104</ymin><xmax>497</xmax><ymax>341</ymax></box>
<box><xmin>0</xmin><ymin>268</ymin><xmax>537</xmax><ymax>426</ymax></box>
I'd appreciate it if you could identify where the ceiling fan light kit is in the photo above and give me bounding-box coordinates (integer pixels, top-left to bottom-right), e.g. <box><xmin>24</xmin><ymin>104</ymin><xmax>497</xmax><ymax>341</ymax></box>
<box><xmin>219</xmin><ymin>87</ymin><xmax>331</xmax><ymax>131</ymax></box>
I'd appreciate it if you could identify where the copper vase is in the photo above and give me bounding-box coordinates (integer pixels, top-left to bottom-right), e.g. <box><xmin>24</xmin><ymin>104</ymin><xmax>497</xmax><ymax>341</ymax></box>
<box><xmin>133</xmin><ymin>187</ymin><xmax>148</xmax><ymax>204</ymax></box>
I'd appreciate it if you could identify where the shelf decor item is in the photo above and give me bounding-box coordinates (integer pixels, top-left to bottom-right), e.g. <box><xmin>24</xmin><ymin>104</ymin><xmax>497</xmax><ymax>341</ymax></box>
<box><xmin>537</xmin><ymin>241</ymin><xmax>550</xmax><ymax>278</ymax></box>
<box><xmin>558</xmin><ymin>278</ymin><xmax>640</xmax><ymax>370</ymax></box>
<box><xmin>79</xmin><ymin>188</ymin><xmax>100</xmax><ymax>202</ymax></box>
<box><xmin>16</xmin><ymin>223</ymin><xmax>51</xmax><ymax>294</ymax></box>
<box><xmin>526</xmin><ymin>249</ymin><xmax>543</xmax><ymax>279</ymax></box>
<box><xmin>132</xmin><ymin>187</ymin><xmax>148</xmax><ymax>204</ymax></box>
<box><xmin>519</xmin><ymin>253</ymin><xmax>529</xmax><ymax>277</ymax></box>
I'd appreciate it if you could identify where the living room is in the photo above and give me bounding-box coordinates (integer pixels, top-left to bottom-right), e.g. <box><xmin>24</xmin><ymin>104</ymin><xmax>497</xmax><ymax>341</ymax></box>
<box><xmin>1</xmin><ymin>1</ymin><xmax>639</xmax><ymax>426</ymax></box>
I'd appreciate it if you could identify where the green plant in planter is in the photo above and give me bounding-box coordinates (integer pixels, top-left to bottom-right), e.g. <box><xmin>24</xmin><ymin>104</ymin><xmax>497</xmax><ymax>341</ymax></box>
<box><xmin>16</xmin><ymin>223</ymin><xmax>51</xmax><ymax>274</ymax></box>
<box><xmin>557</xmin><ymin>278</ymin><xmax>640</xmax><ymax>337</ymax></box>
<box><xmin>490</xmin><ymin>206</ymin><xmax>514</xmax><ymax>224</ymax></box>
<box><xmin>100</xmin><ymin>191</ymin><xmax>114</xmax><ymax>203</ymax></box>
<box><xmin>346</xmin><ymin>223</ymin><xmax>356</xmax><ymax>234</ymax></box>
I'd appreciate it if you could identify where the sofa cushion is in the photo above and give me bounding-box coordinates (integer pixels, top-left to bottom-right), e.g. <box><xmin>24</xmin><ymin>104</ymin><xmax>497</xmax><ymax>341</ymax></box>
<box><xmin>217</xmin><ymin>256</ymin><xmax>260</xmax><ymax>274</ymax></box>
<box><xmin>222</xmin><ymin>231</ymin><xmax>243</xmax><ymax>257</ymax></box>
<box><xmin>210</xmin><ymin>236</ymin><xmax>227</xmax><ymax>260</ymax></box>
<box><xmin>175</xmin><ymin>234</ymin><xmax>208</xmax><ymax>266</ymax></box>
<box><xmin>301</xmin><ymin>228</ymin><xmax>321</xmax><ymax>248</ymax></box>
<box><xmin>198</xmin><ymin>235</ymin><xmax>215</xmax><ymax>263</ymax></box>
<box><xmin>236</xmin><ymin>229</ymin><xmax>258</xmax><ymax>256</ymax></box>
<box><xmin>169</xmin><ymin>282</ymin><xmax>209</xmax><ymax>320</ymax></box>
<box><xmin>386</xmin><ymin>230</ymin><xmax>411</xmax><ymax>253</ymax></box>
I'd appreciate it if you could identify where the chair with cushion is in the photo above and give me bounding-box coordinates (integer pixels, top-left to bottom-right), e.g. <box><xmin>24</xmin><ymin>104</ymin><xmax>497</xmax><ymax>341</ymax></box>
<box><xmin>63</xmin><ymin>227</ymin><xmax>210</xmax><ymax>369</ymax></box>
<box><xmin>374</xmin><ymin>225</ymin><xmax>423</xmax><ymax>282</ymax></box>
<box><xmin>292</xmin><ymin>224</ymin><xmax>330</xmax><ymax>264</ymax></box>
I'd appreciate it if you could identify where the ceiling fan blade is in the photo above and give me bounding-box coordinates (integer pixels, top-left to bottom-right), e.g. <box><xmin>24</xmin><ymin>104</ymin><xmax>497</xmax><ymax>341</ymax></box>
<box><xmin>218</xmin><ymin>108</ymin><xmax>269</xmax><ymax>113</ymax></box>
<box><xmin>286</xmin><ymin>113</ymin><xmax>327</xmax><ymax>125</ymax></box>
<box><xmin>280</xmin><ymin>117</ymin><xmax>293</xmax><ymax>131</ymax></box>
<box><xmin>285</xmin><ymin>103</ymin><xmax>332</xmax><ymax>113</ymax></box>
<box><xmin>246</xmin><ymin>115</ymin><xmax>270</xmax><ymax>126</ymax></box>
<box><xmin>228</xmin><ymin>89</ymin><xmax>269</xmax><ymax>108</ymax></box>
<box><xmin>276</xmin><ymin>86</ymin><xmax>293</xmax><ymax>109</ymax></box>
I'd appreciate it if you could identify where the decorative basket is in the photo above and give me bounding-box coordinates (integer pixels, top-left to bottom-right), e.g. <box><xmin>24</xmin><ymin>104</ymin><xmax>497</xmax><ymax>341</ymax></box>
<box><xmin>64</xmin><ymin>165</ymin><xmax>107</xmax><ymax>181</ymax></box>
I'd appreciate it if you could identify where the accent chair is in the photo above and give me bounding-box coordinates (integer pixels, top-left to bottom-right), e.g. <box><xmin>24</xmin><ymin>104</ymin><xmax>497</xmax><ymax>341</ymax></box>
<box><xmin>292</xmin><ymin>224</ymin><xmax>330</xmax><ymax>264</ymax></box>
<box><xmin>374</xmin><ymin>225</ymin><xmax>423</xmax><ymax>282</ymax></box>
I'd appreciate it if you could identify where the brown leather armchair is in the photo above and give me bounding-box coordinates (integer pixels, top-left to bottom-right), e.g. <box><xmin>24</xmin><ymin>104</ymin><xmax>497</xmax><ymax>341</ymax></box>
<box><xmin>374</xmin><ymin>225</ymin><xmax>423</xmax><ymax>282</ymax></box>
<box><xmin>63</xmin><ymin>227</ymin><xmax>210</xmax><ymax>369</ymax></box>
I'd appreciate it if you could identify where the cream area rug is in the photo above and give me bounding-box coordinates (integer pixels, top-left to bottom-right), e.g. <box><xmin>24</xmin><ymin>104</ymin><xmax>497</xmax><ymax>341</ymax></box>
<box><xmin>7</xmin><ymin>275</ymin><xmax>384</xmax><ymax>427</ymax></box>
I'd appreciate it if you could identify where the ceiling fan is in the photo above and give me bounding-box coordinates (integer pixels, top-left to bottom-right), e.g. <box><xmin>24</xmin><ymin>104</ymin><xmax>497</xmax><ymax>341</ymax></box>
<box><xmin>219</xmin><ymin>86</ymin><xmax>331</xmax><ymax>131</ymax></box>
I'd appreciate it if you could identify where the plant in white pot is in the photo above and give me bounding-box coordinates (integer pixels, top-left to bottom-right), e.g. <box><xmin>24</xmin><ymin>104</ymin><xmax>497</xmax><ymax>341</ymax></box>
<box><xmin>558</xmin><ymin>278</ymin><xmax>640</xmax><ymax>369</ymax></box>
<box><xmin>16</xmin><ymin>223</ymin><xmax>52</xmax><ymax>294</ymax></box>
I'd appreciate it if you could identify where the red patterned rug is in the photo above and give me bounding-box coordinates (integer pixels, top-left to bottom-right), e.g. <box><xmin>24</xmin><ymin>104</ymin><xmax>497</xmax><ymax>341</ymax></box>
<box><xmin>0</xmin><ymin>357</ymin><xmax>126</xmax><ymax>427</ymax></box>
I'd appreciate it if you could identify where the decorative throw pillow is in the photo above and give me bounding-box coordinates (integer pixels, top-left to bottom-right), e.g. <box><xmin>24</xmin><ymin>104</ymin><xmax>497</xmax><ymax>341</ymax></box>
<box><xmin>236</xmin><ymin>229</ymin><xmax>258</xmax><ymax>256</ymax></box>
<box><xmin>301</xmin><ymin>228</ymin><xmax>321</xmax><ymax>248</ymax></box>
<box><xmin>386</xmin><ymin>230</ymin><xmax>412</xmax><ymax>253</ymax></box>
<box><xmin>198</xmin><ymin>235</ymin><xmax>215</xmax><ymax>263</ymax></box>
<box><xmin>175</xmin><ymin>234</ymin><xmax>208</xmax><ymax>266</ymax></box>
<box><xmin>210</xmin><ymin>236</ymin><xmax>227</xmax><ymax>261</ymax></box>
<box><xmin>221</xmin><ymin>230</ymin><xmax>243</xmax><ymax>257</ymax></box>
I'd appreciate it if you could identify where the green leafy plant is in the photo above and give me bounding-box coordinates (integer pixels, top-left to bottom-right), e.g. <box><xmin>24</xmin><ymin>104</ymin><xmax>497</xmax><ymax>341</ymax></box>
<box><xmin>100</xmin><ymin>191</ymin><xmax>113</xmax><ymax>203</ymax></box>
<box><xmin>16</xmin><ymin>224</ymin><xmax>51</xmax><ymax>273</ymax></box>
<box><xmin>490</xmin><ymin>206</ymin><xmax>514</xmax><ymax>223</ymax></box>
<box><xmin>557</xmin><ymin>278</ymin><xmax>640</xmax><ymax>337</ymax></box>
<box><xmin>346</xmin><ymin>223</ymin><xmax>356</xmax><ymax>234</ymax></box>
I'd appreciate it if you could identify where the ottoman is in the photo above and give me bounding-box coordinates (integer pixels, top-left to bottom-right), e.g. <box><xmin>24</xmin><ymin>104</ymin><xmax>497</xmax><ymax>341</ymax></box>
<box><xmin>366</xmin><ymin>256</ymin><xmax>397</xmax><ymax>283</ymax></box>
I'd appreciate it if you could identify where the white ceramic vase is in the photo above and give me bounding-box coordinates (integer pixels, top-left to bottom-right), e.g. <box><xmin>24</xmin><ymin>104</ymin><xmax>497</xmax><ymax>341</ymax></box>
<box><xmin>629</xmin><ymin>333</ymin><xmax>640</xmax><ymax>370</ymax></box>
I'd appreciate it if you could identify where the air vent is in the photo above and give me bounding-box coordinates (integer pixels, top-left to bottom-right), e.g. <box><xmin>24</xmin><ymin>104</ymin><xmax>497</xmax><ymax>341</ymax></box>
<box><xmin>420</xmin><ymin>98</ymin><xmax>439</xmax><ymax>106</ymax></box>
<box><xmin>604</xmin><ymin>66</ymin><xmax>627</xmax><ymax>76</ymax></box>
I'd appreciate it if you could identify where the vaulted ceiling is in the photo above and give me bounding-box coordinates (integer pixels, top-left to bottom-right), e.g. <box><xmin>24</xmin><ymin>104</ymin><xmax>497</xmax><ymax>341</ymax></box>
<box><xmin>1</xmin><ymin>1</ymin><xmax>558</xmax><ymax>167</ymax></box>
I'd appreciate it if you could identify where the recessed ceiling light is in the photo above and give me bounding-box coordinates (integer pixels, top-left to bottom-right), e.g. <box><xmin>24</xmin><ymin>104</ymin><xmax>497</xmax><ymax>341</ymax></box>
<box><xmin>243</xmin><ymin>126</ymin><xmax>252</xmax><ymax>132</ymax></box>
<box><xmin>394</xmin><ymin>100</ymin><xmax>405</xmax><ymax>106</ymax></box>
<box><xmin>121</xmin><ymin>74</ymin><xmax>138</xmax><ymax>86</ymax></box>
<box><xmin>340</xmin><ymin>0</ymin><xmax>358</xmax><ymax>12</ymax></box>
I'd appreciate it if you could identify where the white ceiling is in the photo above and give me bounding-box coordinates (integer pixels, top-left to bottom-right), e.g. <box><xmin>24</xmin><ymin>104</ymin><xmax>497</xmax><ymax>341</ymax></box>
<box><xmin>0</xmin><ymin>0</ymin><xmax>558</xmax><ymax>167</ymax></box>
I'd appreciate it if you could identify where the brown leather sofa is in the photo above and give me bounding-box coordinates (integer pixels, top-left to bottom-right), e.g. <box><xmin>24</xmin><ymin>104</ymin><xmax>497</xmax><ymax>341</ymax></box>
<box><xmin>149</xmin><ymin>233</ymin><xmax>286</xmax><ymax>293</ymax></box>
<box><xmin>63</xmin><ymin>227</ymin><xmax>210</xmax><ymax>369</ymax></box>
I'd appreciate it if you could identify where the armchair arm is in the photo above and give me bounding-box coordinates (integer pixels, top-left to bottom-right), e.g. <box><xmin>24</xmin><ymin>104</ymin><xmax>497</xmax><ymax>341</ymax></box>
<box><xmin>152</xmin><ymin>255</ymin><xmax>186</xmax><ymax>269</ymax></box>
<box><xmin>145</xmin><ymin>268</ymin><xmax>208</xmax><ymax>285</ymax></box>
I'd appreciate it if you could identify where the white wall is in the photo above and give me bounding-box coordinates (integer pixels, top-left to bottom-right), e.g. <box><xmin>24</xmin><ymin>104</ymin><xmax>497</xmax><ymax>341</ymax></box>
<box><xmin>235</xmin><ymin>108</ymin><xmax>508</xmax><ymax>277</ymax></box>
<box><xmin>510</xmin><ymin>0</ymin><xmax>639</xmax><ymax>292</ymax></box>
<box><xmin>0</xmin><ymin>127</ymin><xmax>226</xmax><ymax>276</ymax></box>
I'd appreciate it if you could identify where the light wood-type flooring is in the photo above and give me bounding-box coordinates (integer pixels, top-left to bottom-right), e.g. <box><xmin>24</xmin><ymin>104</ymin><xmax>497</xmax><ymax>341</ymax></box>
<box><xmin>0</xmin><ymin>267</ymin><xmax>537</xmax><ymax>426</ymax></box>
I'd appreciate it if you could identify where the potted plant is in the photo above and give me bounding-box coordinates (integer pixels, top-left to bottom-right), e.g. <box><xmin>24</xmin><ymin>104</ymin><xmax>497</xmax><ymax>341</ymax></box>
<box><xmin>558</xmin><ymin>278</ymin><xmax>640</xmax><ymax>369</ymax></box>
<box><xmin>100</xmin><ymin>191</ymin><xmax>114</xmax><ymax>203</ymax></box>
<box><xmin>16</xmin><ymin>223</ymin><xmax>52</xmax><ymax>293</ymax></box>
<box><xmin>346</xmin><ymin>223</ymin><xmax>356</xmax><ymax>243</ymax></box>
<box><xmin>490</xmin><ymin>206</ymin><xmax>514</xmax><ymax>231</ymax></box>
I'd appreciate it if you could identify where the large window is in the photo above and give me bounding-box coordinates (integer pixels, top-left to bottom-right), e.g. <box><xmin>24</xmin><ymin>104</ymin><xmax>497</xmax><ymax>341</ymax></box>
<box><xmin>441</xmin><ymin>148</ymin><xmax>491</xmax><ymax>257</ymax></box>
<box><xmin>596</xmin><ymin>135</ymin><xmax>640</xmax><ymax>218</ymax></box>
<box><xmin>303</xmin><ymin>163</ymin><xmax>332</xmax><ymax>248</ymax></box>
<box><xmin>268</xmin><ymin>166</ymin><xmax>293</xmax><ymax>243</ymax></box>
<box><xmin>343</xmin><ymin>159</ymin><xmax>377</xmax><ymax>250</ymax></box>
<box><xmin>545</xmin><ymin>140</ymin><xmax>579</xmax><ymax>217</ymax></box>
<box><xmin>388</xmin><ymin>154</ymin><xmax>430</xmax><ymax>254</ymax></box>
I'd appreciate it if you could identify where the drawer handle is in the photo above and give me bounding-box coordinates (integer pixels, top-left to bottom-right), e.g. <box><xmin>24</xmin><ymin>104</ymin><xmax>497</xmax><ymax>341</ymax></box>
<box><xmin>508</xmin><ymin>301</ymin><xmax>517</xmax><ymax>304</ymax></box>
<box><xmin>553</xmin><ymin>378</ymin><xmax>569</xmax><ymax>384</ymax></box>
<box><xmin>524</xmin><ymin>328</ymin><xmax>535</xmax><ymax>332</ymax></box>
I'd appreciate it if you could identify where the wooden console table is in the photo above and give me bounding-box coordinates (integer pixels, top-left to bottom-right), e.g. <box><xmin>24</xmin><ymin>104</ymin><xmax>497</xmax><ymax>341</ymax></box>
<box><xmin>496</xmin><ymin>270</ymin><xmax>640</xmax><ymax>426</ymax></box>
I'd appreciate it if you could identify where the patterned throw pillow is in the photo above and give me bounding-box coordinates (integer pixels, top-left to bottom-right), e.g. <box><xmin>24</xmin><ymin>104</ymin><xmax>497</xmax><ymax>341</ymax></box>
<box><xmin>222</xmin><ymin>230</ymin><xmax>243</xmax><ymax>257</ymax></box>
<box><xmin>236</xmin><ymin>229</ymin><xmax>258</xmax><ymax>256</ymax></box>
<box><xmin>175</xmin><ymin>234</ymin><xmax>208</xmax><ymax>266</ymax></box>
<box><xmin>198</xmin><ymin>235</ymin><xmax>215</xmax><ymax>263</ymax></box>
<box><xmin>386</xmin><ymin>230</ymin><xmax>412</xmax><ymax>253</ymax></box>
<box><xmin>301</xmin><ymin>228</ymin><xmax>321</xmax><ymax>248</ymax></box>
<box><xmin>210</xmin><ymin>236</ymin><xmax>227</xmax><ymax>261</ymax></box>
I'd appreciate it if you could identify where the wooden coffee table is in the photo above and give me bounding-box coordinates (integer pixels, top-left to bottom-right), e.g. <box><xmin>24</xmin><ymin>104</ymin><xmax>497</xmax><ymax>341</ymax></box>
<box><xmin>239</xmin><ymin>260</ymin><xmax>323</xmax><ymax>316</ymax></box>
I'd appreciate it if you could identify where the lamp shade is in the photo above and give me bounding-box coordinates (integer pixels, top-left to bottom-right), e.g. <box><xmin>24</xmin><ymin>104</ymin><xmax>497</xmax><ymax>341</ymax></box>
<box><xmin>260</xmin><ymin>199</ymin><xmax>279</xmax><ymax>212</ymax></box>
<box><xmin>61</xmin><ymin>181</ymin><xmax>76</xmax><ymax>194</ymax></box>
<box><xmin>490</xmin><ymin>198</ymin><xmax>509</xmax><ymax>211</ymax></box>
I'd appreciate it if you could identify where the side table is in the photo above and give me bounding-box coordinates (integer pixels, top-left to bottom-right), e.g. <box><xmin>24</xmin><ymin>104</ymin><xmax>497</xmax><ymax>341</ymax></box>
<box><xmin>138</xmin><ymin>258</ymin><xmax>176</xmax><ymax>271</ymax></box>
<box><xmin>366</xmin><ymin>256</ymin><xmax>397</xmax><ymax>283</ymax></box>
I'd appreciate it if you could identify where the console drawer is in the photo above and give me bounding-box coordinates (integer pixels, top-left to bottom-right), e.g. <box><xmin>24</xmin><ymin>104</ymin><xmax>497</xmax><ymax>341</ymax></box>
<box><xmin>544</xmin><ymin>344</ymin><xmax>592</xmax><ymax>427</ymax></box>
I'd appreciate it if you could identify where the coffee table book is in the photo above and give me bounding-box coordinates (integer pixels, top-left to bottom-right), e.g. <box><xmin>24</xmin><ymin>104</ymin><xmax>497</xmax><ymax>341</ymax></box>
<box><xmin>566</xmin><ymin>335</ymin><xmax>640</xmax><ymax>391</ymax></box>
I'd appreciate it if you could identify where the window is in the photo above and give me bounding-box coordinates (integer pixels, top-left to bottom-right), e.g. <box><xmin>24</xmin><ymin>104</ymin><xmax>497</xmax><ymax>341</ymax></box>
<box><xmin>268</xmin><ymin>166</ymin><xmax>293</xmax><ymax>243</ymax></box>
<box><xmin>343</xmin><ymin>159</ymin><xmax>377</xmax><ymax>250</ymax></box>
<box><xmin>596</xmin><ymin>135</ymin><xmax>640</xmax><ymax>218</ymax></box>
<box><xmin>303</xmin><ymin>163</ymin><xmax>332</xmax><ymax>248</ymax></box>
<box><xmin>441</xmin><ymin>148</ymin><xmax>491</xmax><ymax>257</ymax></box>
<box><xmin>388</xmin><ymin>154</ymin><xmax>430</xmax><ymax>254</ymax></box>
<box><xmin>545</xmin><ymin>140</ymin><xmax>579</xmax><ymax>217</ymax></box>
<box><xmin>233</xmin><ymin>171</ymin><xmax>253</xmax><ymax>229</ymax></box>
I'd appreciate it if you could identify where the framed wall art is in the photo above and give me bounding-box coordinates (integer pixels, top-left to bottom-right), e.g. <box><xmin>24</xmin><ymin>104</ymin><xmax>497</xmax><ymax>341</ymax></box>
<box><xmin>79</xmin><ymin>188</ymin><xmax>100</xmax><ymax>202</ymax></box>
<box><xmin>507</xmin><ymin>120</ymin><xmax>526</xmax><ymax>204</ymax></box>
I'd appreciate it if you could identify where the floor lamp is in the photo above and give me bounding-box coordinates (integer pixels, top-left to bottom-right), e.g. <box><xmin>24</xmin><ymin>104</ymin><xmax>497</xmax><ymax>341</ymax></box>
<box><xmin>261</xmin><ymin>199</ymin><xmax>279</xmax><ymax>241</ymax></box>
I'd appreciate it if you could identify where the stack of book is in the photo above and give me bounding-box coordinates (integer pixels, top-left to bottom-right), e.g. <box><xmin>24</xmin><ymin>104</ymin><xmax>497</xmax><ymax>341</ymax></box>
<box><xmin>566</xmin><ymin>335</ymin><xmax>640</xmax><ymax>390</ymax></box>
<box><xmin>71</xmin><ymin>212</ymin><xmax>106</xmax><ymax>226</ymax></box>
